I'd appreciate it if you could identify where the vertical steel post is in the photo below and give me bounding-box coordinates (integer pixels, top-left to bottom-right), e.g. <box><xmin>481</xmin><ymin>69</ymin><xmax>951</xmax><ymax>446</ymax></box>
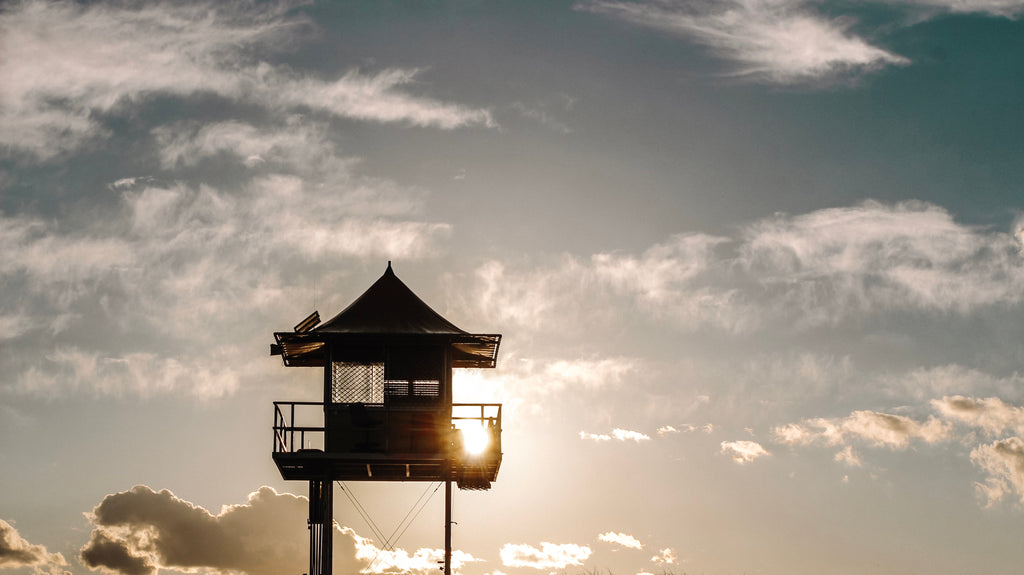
<box><xmin>444</xmin><ymin>346</ymin><xmax>453</xmax><ymax>575</ymax></box>
<box><xmin>309</xmin><ymin>479</ymin><xmax>333</xmax><ymax>575</ymax></box>
<box><xmin>444</xmin><ymin>479</ymin><xmax>452</xmax><ymax>575</ymax></box>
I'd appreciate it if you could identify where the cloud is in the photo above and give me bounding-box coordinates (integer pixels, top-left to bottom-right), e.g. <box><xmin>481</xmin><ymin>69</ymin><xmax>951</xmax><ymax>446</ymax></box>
<box><xmin>0</xmin><ymin>519</ymin><xmax>69</xmax><ymax>575</ymax></box>
<box><xmin>970</xmin><ymin>437</ymin><xmax>1024</xmax><ymax>506</ymax></box>
<box><xmin>79</xmin><ymin>484</ymin><xmax>467</xmax><ymax>575</ymax></box>
<box><xmin>465</xmin><ymin>354</ymin><xmax>643</xmax><ymax>414</ymax></box>
<box><xmin>80</xmin><ymin>485</ymin><xmax>312</xmax><ymax>575</ymax></box>
<box><xmin>580</xmin><ymin>428</ymin><xmax>651</xmax><ymax>442</ymax></box>
<box><xmin>349</xmin><ymin>530</ymin><xmax>480</xmax><ymax>575</ymax></box>
<box><xmin>14</xmin><ymin>347</ymin><xmax>240</xmax><ymax>399</ymax></box>
<box><xmin>881</xmin><ymin>365</ymin><xmax>1024</xmax><ymax>404</ymax></box>
<box><xmin>721</xmin><ymin>440</ymin><xmax>769</xmax><ymax>463</ymax></box>
<box><xmin>901</xmin><ymin>0</ymin><xmax>1024</xmax><ymax>17</ymax></box>
<box><xmin>579</xmin><ymin>0</ymin><xmax>908</xmax><ymax>85</ymax></box>
<box><xmin>0</xmin><ymin>1</ymin><xmax>492</xmax><ymax>159</ymax></box>
<box><xmin>834</xmin><ymin>445</ymin><xmax>863</xmax><ymax>467</ymax></box>
<box><xmin>774</xmin><ymin>410</ymin><xmax>951</xmax><ymax>449</ymax></box>
<box><xmin>0</xmin><ymin>164</ymin><xmax>448</xmax><ymax>398</ymax></box>
<box><xmin>598</xmin><ymin>531</ymin><xmax>643</xmax><ymax>550</ymax></box>
<box><xmin>932</xmin><ymin>396</ymin><xmax>1024</xmax><ymax>437</ymax></box>
<box><xmin>650</xmin><ymin>547</ymin><xmax>676</xmax><ymax>564</ymax></box>
<box><xmin>499</xmin><ymin>542</ymin><xmax>592</xmax><ymax>569</ymax></box>
<box><xmin>470</xmin><ymin>201</ymin><xmax>1024</xmax><ymax>336</ymax></box>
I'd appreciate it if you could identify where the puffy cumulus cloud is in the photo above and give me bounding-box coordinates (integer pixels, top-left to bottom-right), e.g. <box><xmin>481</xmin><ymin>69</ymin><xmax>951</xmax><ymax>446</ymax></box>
<box><xmin>721</xmin><ymin>440</ymin><xmax>769</xmax><ymax>463</ymax></box>
<box><xmin>612</xmin><ymin>428</ymin><xmax>651</xmax><ymax>442</ymax></box>
<box><xmin>80</xmin><ymin>485</ymin><xmax>311</xmax><ymax>575</ymax></box>
<box><xmin>0</xmin><ymin>519</ymin><xmax>70</xmax><ymax>575</ymax></box>
<box><xmin>834</xmin><ymin>445</ymin><xmax>863</xmax><ymax>467</ymax></box>
<box><xmin>580</xmin><ymin>428</ymin><xmax>651</xmax><ymax>442</ymax></box>
<box><xmin>580</xmin><ymin>431</ymin><xmax>612</xmax><ymax>442</ymax></box>
<box><xmin>774</xmin><ymin>410</ymin><xmax>951</xmax><ymax>449</ymax></box>
<box><xmin>597</xmin><ymin>531</ymin><xmax>643</xmax><ymax>550</ymax></box>
<box><xmin>657</xmin><ymin>425</ymin><xmax>681</xmax><ymax>436</ymax></box>
<box><xmin>970</xmin><ymin>437</ymin><xmax>1024</xmax><ymax>506</ymax></box>
<box><xmin>348</xmin><ymin>527</ymin><xmax>480</xmax><ymax>575</ymax></box>
<box><xmin>578</xmin><ymin>0</ymin><xmax>907</xmax><ymax>85</ymax></box>
<box><xmin>0</xmin><ymin>0</ymin><xmax>492</xmax><ymax>159</ymax></box>
<box><xmin>499</xmin><ymin>542</ymin><xmax>592</xmax><ymax>570</ymax></box>
<box><xmin>932</xmin><ymin>396</ymin><xmax>1024</xmax><ymax>437</ymax></box>
<box><xmin>465</xmin><ymin>202</ymin><xmax>1024</xmax><ymax>336</ymax></box>
<box><xmin>80</xmin><ymin>485</ymin><xmax>446</xmax><ymax>575</ymax></box>
<box><xmin>650</xmin><ymin>547</ymin><xmax>676</xmax><ymax>564</ymax></box>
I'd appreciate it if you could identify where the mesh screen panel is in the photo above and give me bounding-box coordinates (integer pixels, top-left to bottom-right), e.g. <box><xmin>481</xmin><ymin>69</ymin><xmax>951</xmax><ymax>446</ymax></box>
<box><xmin>331</xmin><ymin>362</ymin><xmax>384</xmax><ymax>404</ymax></box>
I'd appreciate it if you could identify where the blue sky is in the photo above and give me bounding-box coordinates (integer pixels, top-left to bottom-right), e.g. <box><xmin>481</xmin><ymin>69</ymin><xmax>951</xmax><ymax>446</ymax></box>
<box><xmin>2</xmin><ymin>1</ymin><xmax>1024</xmax><ymax>574</ymax></box>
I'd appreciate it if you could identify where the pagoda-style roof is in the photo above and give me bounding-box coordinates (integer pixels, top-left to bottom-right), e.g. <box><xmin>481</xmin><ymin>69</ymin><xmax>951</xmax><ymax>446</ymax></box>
<box><xmin>272</xmin><ymin>263</ymin><xmax>500</xmax><ymax>368</ymax></box>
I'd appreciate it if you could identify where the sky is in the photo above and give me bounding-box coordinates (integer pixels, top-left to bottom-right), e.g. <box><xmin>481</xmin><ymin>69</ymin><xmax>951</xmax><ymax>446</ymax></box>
<box><xmin>2</xmin><ymin>0</ymin><xmax>1024</xmax><ymax>574</ymax></box>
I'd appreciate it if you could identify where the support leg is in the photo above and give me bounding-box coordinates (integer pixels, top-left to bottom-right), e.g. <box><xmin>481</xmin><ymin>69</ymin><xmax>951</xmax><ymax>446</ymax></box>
<box><xmin>444</xmin><ymin>479</ymin><xmax>452</xmax><ymax>575</ymax></box>
<box><xmin>309</xmin><ymin>479</ymin><xmax>333</xmax><ymax>575</ymax></box>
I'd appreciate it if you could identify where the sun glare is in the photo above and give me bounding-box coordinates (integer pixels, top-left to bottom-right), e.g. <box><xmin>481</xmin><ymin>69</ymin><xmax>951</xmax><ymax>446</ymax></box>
<box><xmin>459</xmin><ymin>422</ymin><xmax>490</xmax><ymax>455</ymax></box>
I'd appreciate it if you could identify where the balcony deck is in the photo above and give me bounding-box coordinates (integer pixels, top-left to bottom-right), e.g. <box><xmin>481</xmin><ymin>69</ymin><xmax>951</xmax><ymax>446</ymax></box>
<box><xmin>273</xmin><ymin>402</ymin><xmax>502</xmax><ymax>489</ymax></box>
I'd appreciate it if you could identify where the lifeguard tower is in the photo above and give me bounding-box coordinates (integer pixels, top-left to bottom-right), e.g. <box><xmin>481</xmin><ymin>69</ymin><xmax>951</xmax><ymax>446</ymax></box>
<box><xmin>270</xmin><ymin>263</ymin><xmax>502</xmax><ymax>575</ymax></box>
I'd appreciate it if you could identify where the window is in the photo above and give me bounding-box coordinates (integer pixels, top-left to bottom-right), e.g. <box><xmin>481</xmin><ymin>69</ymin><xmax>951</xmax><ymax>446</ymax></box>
<box><xmin>330</xmin><ymin>362</ymin><xmax>384</xmax><ymax>404</ymax></box>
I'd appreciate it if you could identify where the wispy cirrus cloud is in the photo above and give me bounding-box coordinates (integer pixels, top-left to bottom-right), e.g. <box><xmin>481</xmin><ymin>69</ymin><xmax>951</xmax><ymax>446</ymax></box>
<box><xmin>902</xmin><ymin>0</ymin><xmax>1024</xmax><ymax>16</ymax></box>
<box><xmin>0</xmin><ymin>0</ymin><xmax>492</xmax><ymax>160</ymax></box>
<box><xmin>499</xmin><ymin>542</ymin><xmax>592</xmax><ymax>570</ymax></box>
<box><xmin>466</xmin><ymin>201</ymin><xmax>1024</xmax><ymax>336</ymax></box>
<box><xmin>578</xmin><ymin>0</ymin><xmax>908</xmax><ymax>85</ymax></box>
<box><xmin>0</xmin><ymin>164</ymin><xmax>448</xmax><ymax>398</ymax></box>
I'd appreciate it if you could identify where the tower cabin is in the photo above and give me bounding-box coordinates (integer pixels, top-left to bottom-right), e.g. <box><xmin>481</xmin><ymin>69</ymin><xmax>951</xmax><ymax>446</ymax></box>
<box><xmin>270</xmin><ymin>263</ymin><xmax>502</xmax><ymax>490</ymax></box>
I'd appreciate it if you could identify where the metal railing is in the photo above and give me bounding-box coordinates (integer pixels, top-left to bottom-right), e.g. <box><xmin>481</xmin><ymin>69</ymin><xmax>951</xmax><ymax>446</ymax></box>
<box><xmin>273</xmin><ymin>401</ymin><xmax>325</xmax><ymax>453</ymax></box>
<box><xmin>273</xmin><ymin>401</ymin><xmax>502</xmax><ymax>454</ymax></box>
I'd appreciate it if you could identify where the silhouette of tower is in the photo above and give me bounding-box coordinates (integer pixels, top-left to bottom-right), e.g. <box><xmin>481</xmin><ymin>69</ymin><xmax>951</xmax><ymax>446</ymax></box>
<box><xmin>271</xmin><ymin>263</ymin><xmax>502</xmax><ymax>575</ymax></box>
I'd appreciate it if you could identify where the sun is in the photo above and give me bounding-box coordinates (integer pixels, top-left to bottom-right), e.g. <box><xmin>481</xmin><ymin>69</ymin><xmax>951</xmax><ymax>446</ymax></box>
<box><xmin>459</xmin><ymin>422</ymin><xmax>491</xmax><ymax>456</ymax></box>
